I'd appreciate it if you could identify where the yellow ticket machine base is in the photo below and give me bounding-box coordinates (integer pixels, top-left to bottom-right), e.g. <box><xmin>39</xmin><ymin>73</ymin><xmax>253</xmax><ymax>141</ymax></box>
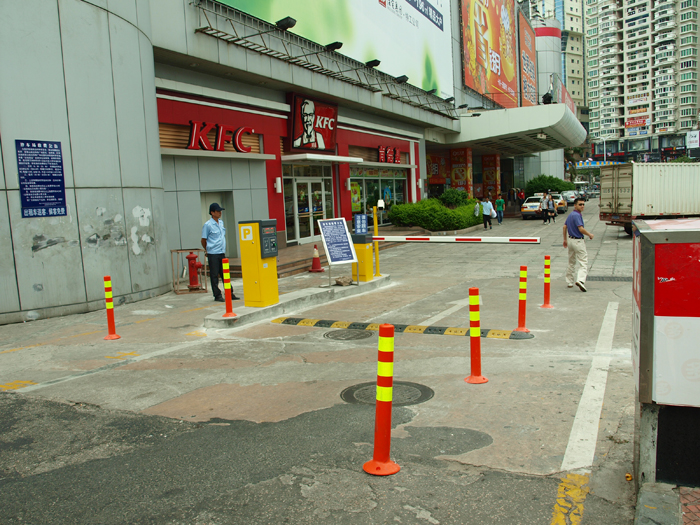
<box><xmin>239</xmin><ymin>220</ymin><xmax>279</xmax><ymax>307</ymax></box>
<box><xmin>351</xmin><ymin>235</ymin><xmax>374</xmax><ymax>282</ymax></box>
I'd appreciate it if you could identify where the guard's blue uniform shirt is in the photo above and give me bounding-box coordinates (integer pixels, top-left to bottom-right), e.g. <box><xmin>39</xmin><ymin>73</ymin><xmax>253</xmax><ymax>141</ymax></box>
<box><xmin>202</xmin><ymin>218</ymin><xmax>226</xmax><ymax>254</ymax></box>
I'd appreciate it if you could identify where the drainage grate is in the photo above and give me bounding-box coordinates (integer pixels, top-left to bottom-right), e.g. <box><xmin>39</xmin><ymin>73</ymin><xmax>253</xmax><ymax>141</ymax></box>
<box><xmin>586</xmin><ymin>276</ymin><xmax>633</xmax><ymax>282</ymax></box>
<box><xmin>324</xmin><ymin>329</ymin><xmax>374</xmax><ymax>341</ymax></box>
<box><xmin>340</xmin><ymin>381</ymin><xmax>434</xmax><ymax>406</ymax></box>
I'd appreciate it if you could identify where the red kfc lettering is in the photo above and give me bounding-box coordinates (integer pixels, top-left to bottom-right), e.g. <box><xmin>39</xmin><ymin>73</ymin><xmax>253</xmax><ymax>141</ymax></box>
<box><xmin>234</xmin><ymin>127</ymin><xmax>254</xmax><ymax>153</ymax></box>
<box><xmin>215</xmin><ymin>124</ymin><xmax>237</xmax><ymax>151</ymax></box>
<box><xmin>187</xmin><ymin>121</ymin><xmax>216</xmax><ymax>150</ymax></box>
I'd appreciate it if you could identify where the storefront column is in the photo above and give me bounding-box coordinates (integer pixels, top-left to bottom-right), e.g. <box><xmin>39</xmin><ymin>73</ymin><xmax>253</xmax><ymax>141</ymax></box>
<box><xmin>337</xmin><ymin>142</ymin><xmax>352</xmax><ymax>222</ymax></box>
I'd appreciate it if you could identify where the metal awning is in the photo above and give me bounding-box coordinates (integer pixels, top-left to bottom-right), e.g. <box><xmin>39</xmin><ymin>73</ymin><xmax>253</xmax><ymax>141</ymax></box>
<box><xmin>280</xmin><ymin>154</ymin><xmax>364</xmax><ymax>164</ymax></box>
<box><xmin>440</xmin><ymin>104</ymin><xmax>588</xmax><ymax>156</ymax></box>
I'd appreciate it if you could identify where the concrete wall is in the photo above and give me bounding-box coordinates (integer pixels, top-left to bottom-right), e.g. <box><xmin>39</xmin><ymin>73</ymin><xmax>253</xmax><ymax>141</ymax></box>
<box><xmin>0</xmin><ymin>0</ymin><xmax>169</xmax><ymax>324</ymax></box>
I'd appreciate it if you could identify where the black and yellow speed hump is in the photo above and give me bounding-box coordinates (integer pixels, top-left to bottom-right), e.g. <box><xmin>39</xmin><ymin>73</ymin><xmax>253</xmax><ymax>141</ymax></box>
<box><xmin>271</xmin><ymin>318</ymin><xmax>534</xmax><ymax>339</ymax></box>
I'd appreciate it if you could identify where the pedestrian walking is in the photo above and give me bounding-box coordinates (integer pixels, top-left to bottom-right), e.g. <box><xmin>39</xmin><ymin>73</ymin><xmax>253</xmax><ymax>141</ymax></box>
<box><xmin>201</xmin><ymin>203</ymin><xmax>239</xmax><ymax>302</ymax></box>
<box><xmin>562</xmin><ymin>198</ymin><xmax>594</xmax><ymax>292</ymax></box>
<box><xmin>518</xmin><ymin>189</ymin><xmax>525</xmax><ymax>207</ymax></box>
<box><xmin>481</xmin><ymin>195</ymin><xmax>493</xmax><ymax>230</ymax></box>
<box><xmin>547</xmin><ymin>195</ymin><xmax>556</xmax><ymax>224</ymax></box>
<box><xmin>539</xmin><ymin>192</ymin><xmax>549</xmax><ymax>224</ymax></box>
<box><xmin>495</xmin><ymin>193</ymin><xmax>505</xmax><ymax>225</ymax></box>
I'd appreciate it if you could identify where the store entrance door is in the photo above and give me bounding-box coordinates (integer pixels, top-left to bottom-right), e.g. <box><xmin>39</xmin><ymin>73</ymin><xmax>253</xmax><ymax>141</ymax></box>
<box><xmin>294</xmin><ymin>178</ymin><xmax>328</xmax><ymax>244</ymax></box>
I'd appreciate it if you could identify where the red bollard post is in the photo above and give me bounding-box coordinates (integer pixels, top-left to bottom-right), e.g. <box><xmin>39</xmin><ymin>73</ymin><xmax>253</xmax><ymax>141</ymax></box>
<box><xmin>363</xmin><ymin>324</ymin><xmax>400</xmax><ymax>476</ymax></box>
<box><xmin>541</xmin><ymin>255</ymin><xmax>554</xmax><ymax>309</ymax></box>
<box><xmin>222</xmin><ymin>258</ymin><xmax>237</xmax><ymax>318</ymax></box>
<box><xmin>514</xmin><ymin>265</ymin><xmax>530</xmax><ymax>332</ymax></box>
<box><xmin>465</xmin><ymin>287</ymin><xmax>488</xmax><ymax>384</ymax></box>
<box><xmin>103</xmin><ymin>276</ymin><xmax>120</xmax><ymax>340</ymax></box>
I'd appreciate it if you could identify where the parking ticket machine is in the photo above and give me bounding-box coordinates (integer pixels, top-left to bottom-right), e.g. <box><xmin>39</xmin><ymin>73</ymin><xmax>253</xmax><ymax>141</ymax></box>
<box><xmin>239</xmin><ymin>220</ymin><xmax>279</xmax><ymax>307</ymax></box>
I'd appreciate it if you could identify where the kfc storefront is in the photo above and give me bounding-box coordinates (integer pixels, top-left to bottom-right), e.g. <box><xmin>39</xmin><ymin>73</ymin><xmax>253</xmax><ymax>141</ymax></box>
<box><xmin>157</xmin><ymin>89</ymin><xmax>422</xmax><ymax>253</ymax></box>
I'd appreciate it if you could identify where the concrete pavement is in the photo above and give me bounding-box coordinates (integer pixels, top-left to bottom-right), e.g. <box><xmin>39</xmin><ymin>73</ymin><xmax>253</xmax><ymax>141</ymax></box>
<box><xmin>0</xmin><ymin>199</ymin><xmax>646</xmax><ymax>524</ymax></box>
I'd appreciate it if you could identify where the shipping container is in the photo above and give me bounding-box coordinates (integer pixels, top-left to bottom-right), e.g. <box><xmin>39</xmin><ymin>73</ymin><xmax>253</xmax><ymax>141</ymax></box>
<box><xmin>599</xmin><ymin>163</ymin><xmax>700</xmax><ymax>234</ymax></box>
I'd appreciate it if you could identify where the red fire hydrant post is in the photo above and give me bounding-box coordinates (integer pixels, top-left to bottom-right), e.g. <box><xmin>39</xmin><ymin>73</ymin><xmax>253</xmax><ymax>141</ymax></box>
<box><xmin>222</xmin><ymin>258</ymin><xmax>236</xmax><ymax>318</ymax></box>
<box><xmin>541</xmin><ymin>255</ymin><xmax>553</xmax><ymax>309</ymax></box>
<box><xmin>514</xmin><ymin>265</ymin><xmax>530</xmax><ymax>332</ymax></box>
<box><xmin>363</xmin><ymin>323</ymin><xmax>400</xmax><ymax>476</ymax></box>
<box><xmin>186</xmin><ymin>251</ymin><xmax>203</xmax><ymax>290</ymax></box>
<box><xmin>103</xmin><ymin>276</ymin><xmax>120</xmax><ymax>340</ymax></box>
<box><xmin>465</xmin><ymin>287</ymin><xmax>488</xmax><ymax>384</ymax></box>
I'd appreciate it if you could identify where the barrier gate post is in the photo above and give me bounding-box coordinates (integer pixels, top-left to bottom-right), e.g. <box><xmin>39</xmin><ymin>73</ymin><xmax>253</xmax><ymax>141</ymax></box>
<box><xmin>222</xmin><ymin>258</ymin><xmax>236</xmax><ymax>318</ymax></box>
<box><xmin>103</xmin><ymin>276</ymin><xmax>120</xmax><ymax>340</ymax></box>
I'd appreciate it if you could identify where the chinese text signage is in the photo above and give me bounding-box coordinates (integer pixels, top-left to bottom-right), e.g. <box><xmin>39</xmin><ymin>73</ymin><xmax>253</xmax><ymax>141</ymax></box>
<box><xmin>318</xmin><ymin>218</ymin><xmax>357</xmax><ymax>265</ymax></box>
<box><xmin>16</xmin><ymin>140</ymin><xmax>67</xmax><ymax>218</ymax></box>
<box><xmin>519</xmin><ymin>12</ymin><xmax>537</xmax><ymax>107</ymax></box>
<box><xmin>462</xmin><ymin>0</ymin><xmax>518</xmax><ymax>108</ymax></box>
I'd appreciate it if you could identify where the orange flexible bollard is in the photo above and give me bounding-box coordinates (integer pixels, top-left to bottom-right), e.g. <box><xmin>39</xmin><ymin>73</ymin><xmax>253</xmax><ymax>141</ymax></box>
<box><xmin>363</xmin><ymin>324</ymin><xmax>400</xmax><ymax>476</ymax></box>
<box><xmin>465</xmin><ymin>287</ymin><xmax>488</xmax><ymax>384</ymax></box>
<box><xmin>514</xmin><ymin>265</ymin><xmax>530</xmax><ymax>332</ymax></box>
<box><xmin>222</xmin><ymin>258</ymin><xmax>237</xmax><ymax>318</ymax></box>
<box><xmin>541</xmin><ymin>255</ymin><xmax>553</xmax><ymax>309</ymax></box>
<box><xmin>103</xmin><ymin>276</ymin><xmax>120</xmax><ymax>340</ymax></box>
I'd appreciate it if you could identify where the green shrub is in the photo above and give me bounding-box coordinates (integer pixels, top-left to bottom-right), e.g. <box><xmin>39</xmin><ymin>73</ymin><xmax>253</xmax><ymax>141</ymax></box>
<box><xmin>438</xmin><ymin>188</ymin><xmax>471</xmax><ymax>208</ymax></box>
<box><xmin>388</xmin><ymin>198</ymin><xmax>482</xmax><ymax>231</ymax></box>
<box><xmin>525</xmin><ymin>175</ymin><xmax>575</xmax><ymax>196</ymax></box>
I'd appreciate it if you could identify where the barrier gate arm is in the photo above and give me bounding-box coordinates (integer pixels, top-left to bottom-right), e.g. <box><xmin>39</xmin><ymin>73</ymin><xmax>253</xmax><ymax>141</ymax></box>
<box><xmin>372</xmin><ymin>236</ymin><xmax>540</xmax><ymax>244</ymax></box>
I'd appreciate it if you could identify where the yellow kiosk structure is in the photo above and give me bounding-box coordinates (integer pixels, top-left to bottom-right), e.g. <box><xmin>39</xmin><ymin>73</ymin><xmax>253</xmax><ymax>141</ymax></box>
<box><xmin>238</xmin><ymin>220</ymin><xmax>279</xmax><ymax>307</ymax></box>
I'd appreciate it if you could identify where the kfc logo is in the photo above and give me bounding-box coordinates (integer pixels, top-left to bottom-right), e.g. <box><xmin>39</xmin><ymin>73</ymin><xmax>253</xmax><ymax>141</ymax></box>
<box><xmin>290</xmin><ymin>95</ymin><xmax>338</xmax><ymax>152</ymax></box>
<box><xmin>187</xmin><ymin>121</ymin><xmax>255</xmax><ymax>152</ymax></box>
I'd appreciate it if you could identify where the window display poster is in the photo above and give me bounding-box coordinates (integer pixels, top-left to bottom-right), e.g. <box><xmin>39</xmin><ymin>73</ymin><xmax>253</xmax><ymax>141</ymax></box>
<box><xmin>351</xmin><ymin>181</ymin><xmax>362</xmax><ymax>212</ymax></box>
<box><xmin>450</xmin><ymin>148</ymin><xmax>473</xmax><ymax>194</ymax></box>
<box><xmin>519</xmin><ymin>11</ymin><xmax>537</xmax><ymax>107</ymax></box>
<box><xmin>461</xmin><ymin>0</ymin><xmax>518</xmax><ymax>108</ymax></box>
<box><xmin>427</xmin><ymin>153</ymin><xmax>449</xmax><ymax>183</ymax></box>
<box><xmin>482</xmin><ymin>154</ymin><xmax>500</xmax><ymax>197</ymax></box>
<box><xmin>16</xmin><ymin>140</ymin><xmax>67</xmax><ymax>218</ymax></box>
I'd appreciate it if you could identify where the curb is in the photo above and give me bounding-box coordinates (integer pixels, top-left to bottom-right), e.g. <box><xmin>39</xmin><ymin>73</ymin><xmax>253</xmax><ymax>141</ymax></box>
<box><xmin>634</xmin><ymin>483</ymin><xmax>681</xmax><ymax>525</ymax></box>
<box><xmin>203</xmin><ymin>275</ymin><xmax>392</xmax><ymax>329</ymax></box>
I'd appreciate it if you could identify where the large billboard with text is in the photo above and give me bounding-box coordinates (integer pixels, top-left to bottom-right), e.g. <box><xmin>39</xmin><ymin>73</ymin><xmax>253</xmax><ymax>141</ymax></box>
<box><xmin>221</xmin><ymin>0</ymin><xmax>454</xmax><ymax>97</ymax></box>
<box><xmin>518</xmin><ymin>12</ymin><xmax>537</xmax><ymax>107</ymax></box>
<box><xmin>461</xmin><ymin>0</ymin><xmax>518</xmax><ymax>108</ymax></box>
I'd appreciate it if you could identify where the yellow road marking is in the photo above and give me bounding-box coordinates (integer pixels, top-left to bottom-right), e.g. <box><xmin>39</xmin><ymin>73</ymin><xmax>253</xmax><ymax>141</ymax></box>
<box><xmin>487</xmin><ymin>330</ymin><xmax>512</xmax><ymax>339</ymax></box>
<box><xmin>330</xmin><ymin>321</ymin><xmax>352</xmax><ymax>329</ymax></box>
<box><xmin>0</xmin><ymin>343</ymin><xmax>44</xmax><ymax>355</ymax></box>
<box><xmin>298</xmin><ymin>319</ymin><xmax>320</xmax><ymax>326</ymax></box>
<box><xmin>550</xmin><ymin>473</ymin><xmax>590</xmax><ymax>525</ymax></box>
<box><xmin>365</xmin><ymin>323</ymin><xmax>381</xmax><ymax>331</ymax></box>
<box><xmin>105</xmin><ymin>351</ymin><xmax>140</xmax><ymax>360</ymax></box>
<box><xmin>0</xmin><ymin>380</ymin><xmax>38</xmax><ymax>391</ymax></box>
<box><xmin>70</xmin><ymin>330</ymin><xmax>103</xmax><ymax>338</ymax></box>
<box><xmin>184</xmin><ymin>306</ymin><xmax>215</xmax><ymax>312</ymax></box>
<box><xmin>186</xmin><ymin>331</ymin><xmax>207</xmax><ymax>337</ymax></box>
<box><xmin>135</xmin><ymin>318</ymin><xmax>155</xmax><ymax>324</ymax></box>
<box><xmin>271</xmin><ymin>318</ymin><xmax>287</xmax><ymax>324</ymax></box>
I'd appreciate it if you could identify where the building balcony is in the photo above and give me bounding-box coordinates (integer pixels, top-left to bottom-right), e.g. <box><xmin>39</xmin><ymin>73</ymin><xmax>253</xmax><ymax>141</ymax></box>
<box><xmin>653</xmin><ymin>0</ymin><xmax>675</xmax><ymax>11</ymax></box>
<box><xmin>654</xmin><ymin>79</ymin><xmax>677</xmax><ymax>87</ymax></box>
<box><xmin>654</xmin><ymin>9</ymin><xmax>676</xmax><ymax>20</ymax></box>
<box><xmin>654</xmin><ymin>55</ymin><xmax>678</xmax><ymax>66</ymax></box>
<box><xmin>601</xmin><ymin>13</ymin><xmax>621</xmax><ymax>22</ymax></box>
<box><xmin>601</xmin><ymin>99</ymin><xmax>622</xmax><ymax>107</ymax></box>
<box><xmin>654</xmin><ymin>103</ymin><xmax>677</xmax><ymax>111</ymax></box>
<box><xmin>655</xmin><ymin>67</ymin><xmax>675</xmax><ymax>76</ymax></box>
<box><xmin>654</xmin><ymin>20</ymin><xmax>677</xmax><ymax>31</ymax></box>
<box><xmin>654</xmin><ymin>31</ymin><xmax>676</xmax><ymax>43</ymax></box>
<box><xmin>601</xmin><ymin>68</ymin><xmax>623</xmax><ymax>77</ymax></box>
<box><xmin>601</xmin><ymin>57</ymin><xmax>620</xmax><ymax>66</ymax></box>
<box><xmin>601</xmin><ymin>110</ymin><xmax>623</xmax><ymax>118</ymax></box>
<box><xmin>600</xmin><ymin>46</ymin><xmax>622</xmax><ymax>56</ymax></box>
<box><xmin>600</xmin><ymin>35</ymin><xmax>622</xmax><ymax>45</ymax></box>
<box><xmin>653</xmin><ymin>124</ymin><xmax>676</xmax><ymax>133</ymax></box>
<box><xmin>601</xmin><ymin>79</ymin><xmax>621</xmax><ymax>87</ymax></box>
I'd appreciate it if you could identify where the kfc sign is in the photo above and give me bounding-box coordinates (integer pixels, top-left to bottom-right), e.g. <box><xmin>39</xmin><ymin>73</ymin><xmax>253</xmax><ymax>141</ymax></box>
<box><xmin>290</xmin><ymin>94</ymin><xmax>338</xmax><ymax>152</ymax></box>
<box><xmin>187</xmin><ymin>121</ymin><xmax>255</xmax><ymax>152</ymax></box>
<box><xmin>378</xmin><ymin>146</ymin><xmax>402</xmax><ymax>164</ymax></box>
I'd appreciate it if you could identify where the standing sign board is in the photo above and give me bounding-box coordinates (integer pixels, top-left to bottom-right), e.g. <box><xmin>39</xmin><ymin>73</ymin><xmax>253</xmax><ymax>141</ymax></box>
<box><xmin>317</xmin><ymin>218</ymin><xmax>358</xmax><ymax>287</ymax></box>
<box><xmin>16</xmin><ymin>140</ymin><xmax>67</xmax><ymax>218</ymax></box>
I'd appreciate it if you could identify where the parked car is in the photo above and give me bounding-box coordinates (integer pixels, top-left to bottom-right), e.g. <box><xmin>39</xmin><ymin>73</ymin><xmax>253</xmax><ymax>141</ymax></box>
<box><xmin>521</xmin><ymin>196</ymin><xmax>543</xmax><ymax>219</ymax></box>
<box><xmin>550</xmin><ymin>193</ymin><xmax>568</xmax><ymax>214</ymax></box>
<box><xmin>562</xmin><ymin>190</ymin><xmax>578</xmax><ymax>206</ymax></box>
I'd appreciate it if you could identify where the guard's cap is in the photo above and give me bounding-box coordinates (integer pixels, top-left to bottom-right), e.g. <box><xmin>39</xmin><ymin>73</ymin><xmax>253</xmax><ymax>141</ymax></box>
<box><xmin>209</xmin><ymin>202</ymin><xmax>224</xmax><ymax>213</ymax></box>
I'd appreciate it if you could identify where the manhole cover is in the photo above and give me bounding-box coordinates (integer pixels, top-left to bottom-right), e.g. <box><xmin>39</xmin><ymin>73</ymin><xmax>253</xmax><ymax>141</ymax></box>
<box><xmin>324</xmin><ymin>330</ymin><xmax>374</xmax><ymax>341</ymax></box>
<box><xmin>340</xmin><ymin>381</ymin><xmax>434</xmax><ymax>406</ymax></box>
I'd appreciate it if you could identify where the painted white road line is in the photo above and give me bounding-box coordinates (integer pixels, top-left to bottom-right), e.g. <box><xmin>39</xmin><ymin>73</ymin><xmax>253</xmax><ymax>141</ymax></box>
<box><xmin>560</xmin><ymin>301</ymin><xmax>619</xmax><ymax>472</ymax></box>
<box><xmin>419</xmin><ymin>298</ymin><xmax>474</xmax><ymax>326</ymax></box>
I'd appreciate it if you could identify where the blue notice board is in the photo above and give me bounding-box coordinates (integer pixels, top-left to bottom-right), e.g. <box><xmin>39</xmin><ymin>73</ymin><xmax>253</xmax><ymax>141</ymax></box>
<box><xmin>16</xmin><ymin>140</ymin><xmax>67</xmax><ymax>218</ymax></box>
<box><xmin>354</xmin><ymin>214</ymin><xmax>368</xmax><ymax>234</ymax></box>
<box><xmin>318</xmin><ymin>218</ymin><xmax>357</xmax><ymax>265</ymax></box>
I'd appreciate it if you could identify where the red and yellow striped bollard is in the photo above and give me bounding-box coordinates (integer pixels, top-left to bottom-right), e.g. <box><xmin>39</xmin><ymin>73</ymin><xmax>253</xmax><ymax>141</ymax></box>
<box><xmin>222</xmin><ymin>258</ymin><xmax>236</xmax><ymax>318</ymax></box>
<box><xmin>541</xmin><ymin>255</ymin><xmax>553</xmax><ymax>309</ymax></box>
<box><xmin>514</xmin><ymin>265</ymin><xmax>530</xmax><ymax>332</ymax></box>
<box><xmin>103</xmin><ymin>276</ymin><xmax>120</xmax><ymax>340</ymax></box>
<box><xmin>363</xmin><ymin>323</ymin><xmax>400</xmax><ymax>476</ymax></box>
<box><xmin>465</xmin><ymin>287</ymin><xmax>488</xmax><ymax>384</ymax></box>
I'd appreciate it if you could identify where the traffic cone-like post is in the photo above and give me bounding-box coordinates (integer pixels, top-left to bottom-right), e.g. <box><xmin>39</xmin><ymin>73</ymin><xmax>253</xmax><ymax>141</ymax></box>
<box><xmin>515</xmin><ymin>265</ymin><xmax>530</xmax><ymax>332</ymax></box>
<box><xmin>541</xmin><ymin>255</ymin><xmax>553</xmax><ymax>309</ymax></box>
<box><xmin>103</xmin><ymin>276</ymin><xmax>120</xmax><ymax>340</ymax></box>
<box><xmin>309</xmin><ymin>245</ymin><xmax>324</xmax><ymax>273</ymax></box>
<box><xmin>363</xmin><ymin>324</ymin><xmax>400</xmax><ymax>476</ymax></box>
<box><xmin>465</xmin><ymin>287</ymin><xmax>488</xmax><ymax>384</ymax></box>
<box><xmin>222</xmin><ymin>258</ymin><xmax>236</xmax><ymax>318</ymax></box>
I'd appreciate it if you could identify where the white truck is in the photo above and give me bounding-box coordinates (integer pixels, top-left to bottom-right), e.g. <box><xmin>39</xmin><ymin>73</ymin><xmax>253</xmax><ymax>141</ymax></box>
<box><xmin>599</xmin><ymin>162</ymin><xmax>700</xmax><ymax>235</ymax></box>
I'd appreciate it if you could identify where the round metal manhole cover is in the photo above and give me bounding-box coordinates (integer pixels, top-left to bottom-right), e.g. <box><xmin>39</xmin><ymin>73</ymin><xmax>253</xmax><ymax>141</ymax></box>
<box><xmin>324</xmin><ymin>330</ymin><xmax>374</xmax><ymax>341</ymax></box>
<box><xmin>340</xmin><ymin>381</ymin><xmax>434</xmax><ymax>407</ymax></box>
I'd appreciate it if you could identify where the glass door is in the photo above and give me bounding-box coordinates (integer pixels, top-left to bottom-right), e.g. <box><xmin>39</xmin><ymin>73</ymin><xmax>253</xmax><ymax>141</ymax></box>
<box><xmin>295</xmin><ymin>178</ymin><xmax>328</xmax><ymax>243</ymax></box>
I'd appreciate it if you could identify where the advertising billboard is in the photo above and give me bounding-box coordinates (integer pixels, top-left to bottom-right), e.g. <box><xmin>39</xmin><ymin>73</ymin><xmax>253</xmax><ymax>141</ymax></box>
<box><xmin>461</xmin><ymin>0</ymin><xmax>518</xmax><ymax>108</ymax></box>
<box><xmin>518</xmin><ymin>12</ymin><xmax>537</xmax><ymax>107</ymax></box>
<box><xmin>289</xmin><ymin>94</ymin><xmax>338</xmax><ymax>152</ymax></box>
<box><xmin>482</xmin><ymin>154</ymin><xmax>500</xmax><ymax>196</ymax></box>
<box><xmin>450</xmin><ymin>148</ymin><xmax>473</xmax><ymax>194</ymax></box>
<box><xmin>221</xmin><ymin>0</ymin><xmax>454</xmax><ymax>98</ymax></box>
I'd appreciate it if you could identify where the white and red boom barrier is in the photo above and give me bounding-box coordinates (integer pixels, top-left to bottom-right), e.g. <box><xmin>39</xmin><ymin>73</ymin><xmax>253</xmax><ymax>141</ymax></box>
<box><xmin>372</xmin><ymin>236</ymin><xmax>539</xmax><ymax>244</ymax></box>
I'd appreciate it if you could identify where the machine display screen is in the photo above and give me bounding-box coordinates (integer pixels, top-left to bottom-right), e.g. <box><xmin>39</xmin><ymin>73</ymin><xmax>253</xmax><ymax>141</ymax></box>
<box><xmin>262</xmin><ymin>227</ymin><xmax>275</xmax><ymax>235</ymax></box>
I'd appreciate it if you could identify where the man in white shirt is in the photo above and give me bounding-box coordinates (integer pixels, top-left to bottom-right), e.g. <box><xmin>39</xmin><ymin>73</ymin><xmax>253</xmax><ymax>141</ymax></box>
<box><xmin>201</xmin><ymin>203</ymin><xmax>238</xmax><ymax>302</ymax></box>
<box><xmin>480</xmin><ymin>196</ymin><xmax>493</xmax><ymax>230</ymax></box>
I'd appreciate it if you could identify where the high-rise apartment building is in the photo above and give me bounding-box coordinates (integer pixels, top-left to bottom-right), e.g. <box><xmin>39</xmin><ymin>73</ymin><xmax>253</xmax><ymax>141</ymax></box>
<box><xmin>584</xmin><ymin>0</ymin><xmax>700</xmax><ymax>160</ymax></box>
<box><xmin>557</xmin><ymin>0</ymin><xmax>586</xmax><ymax>108</ymax></box>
